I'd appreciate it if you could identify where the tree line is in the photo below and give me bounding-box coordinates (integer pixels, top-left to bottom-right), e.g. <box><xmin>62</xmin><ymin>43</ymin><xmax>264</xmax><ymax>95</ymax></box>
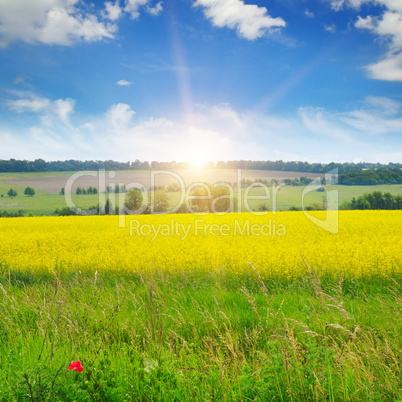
<box><xmin>342</xmin><ymin>191</ymin><xmax>402</xmax><ymax>210</ymax></box>
<box><xmin>338</xmin><ymin>168</ymin><xmax>402</xmax><ymax>185</ymax></box>
<box><xmin>0</xmin><ymin>209</ymin><xmax>25</xmax><ymax>218</ymax></box>
<box><xmin>1</xmin><ymin>158</ymin><xmax>401</xmax><ymax>174</ymax></box>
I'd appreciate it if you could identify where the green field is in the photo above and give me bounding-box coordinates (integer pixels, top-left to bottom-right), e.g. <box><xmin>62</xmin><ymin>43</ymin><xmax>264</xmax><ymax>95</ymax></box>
<box><xmin>0</xmin><ymin>170</ymin><xmax>401</xmax><ymax>215</ymax></box>
<box><xmin>1</xmin><ymin>269</ymin><xmax>401</xmax><ymax>400</ymax></box>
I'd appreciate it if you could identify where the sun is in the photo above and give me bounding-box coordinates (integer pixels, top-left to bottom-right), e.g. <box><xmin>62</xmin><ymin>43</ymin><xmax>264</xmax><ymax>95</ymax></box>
<box><xmin>189</xmin><ymin>153</ymin><xmax>207</xmax><ymax>169</ymax></box>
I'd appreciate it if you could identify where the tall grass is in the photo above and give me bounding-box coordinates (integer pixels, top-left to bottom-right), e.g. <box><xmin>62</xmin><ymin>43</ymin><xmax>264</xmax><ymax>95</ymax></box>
<box><xmin>0</xmin><ymin>266</ymin><xmax>401</xmax><ymax>401</ymax></box>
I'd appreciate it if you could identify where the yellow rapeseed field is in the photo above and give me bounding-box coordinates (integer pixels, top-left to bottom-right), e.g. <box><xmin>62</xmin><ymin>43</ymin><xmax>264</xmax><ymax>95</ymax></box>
<box><xmin>0</xmin><ymin>211</ymin><xmax>401</xmax><ymax>279</ymax></box>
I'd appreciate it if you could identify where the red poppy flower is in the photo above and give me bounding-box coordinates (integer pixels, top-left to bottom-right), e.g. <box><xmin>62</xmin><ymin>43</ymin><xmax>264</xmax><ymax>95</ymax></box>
<box><xmin>69</xmin><ymin>360</ymin><xmax>84</xmax><ymax>373</ymax></box>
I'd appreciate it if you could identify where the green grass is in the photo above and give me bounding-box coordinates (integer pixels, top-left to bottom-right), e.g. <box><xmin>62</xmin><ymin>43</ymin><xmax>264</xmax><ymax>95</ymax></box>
<box><xmin>0</xmin><ymin>185</ymin><xmax>101</xmax><ymax>215</ymax></box>
<box><xmin>0</xmin><ymin>267</ymin><xmax>401</xmax><ymax>400</ymax></box>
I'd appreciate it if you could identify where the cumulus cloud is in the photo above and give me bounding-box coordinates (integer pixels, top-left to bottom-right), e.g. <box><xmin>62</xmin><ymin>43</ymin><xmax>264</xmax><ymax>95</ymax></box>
<box><xmin>107</xmin><ymin>103</ymin><xmax>136</xmax><ymax>128</ymax></box>
<box><xmin>124</xmin><ymin>0</ymin><xmax>163</xmax><ymax>19</ymax></box>
<box><xmin>0</xmin><ymin>0</ymin><xmax>164</xmax><ymax>47</ymax></box>
<box><xmin>116</xmin><ymin>79</ymin><xmax>133</xmax><ymax>86</ymax></box>
<box><xmin>146</xmin><ymin>2</ymin><xmax>163</xmax><ymax>16</ymax></box>
<box><xmin>104</xmin><ymin>1</ymin><xmax>123</xmax><ymax>21</ymax></box>
<box><xmin>0</xmin><ymin>0</ymin><xmax>118</xmax><ymax>47</ymax></box>
<box><xmin>6</xmin><ymin>91</ymin><xmax>75</xmax><ymax>125</ymax></box>
<box><xmin>329</xmin><ymin>0</ymin><xmax>363</xmax><ymax>11</ymax></box>
<box><xmin>53</xmin><ymin>98</ymin><xmax>75</xmax><ymax>124</ymax></box>
<box><xmin>330</xmin><ymin>0</ymin><xmax>402</xmax><ymax>81</ymax></box>
<box><xmin>364</xmin><ymin>52</ymin><xmax>402</xmax><ymax>80</ymax></box>
<box><xmin>193</xmin><ymin>0</ymin><xmax>286</xmax><ymax>40</ymax></box>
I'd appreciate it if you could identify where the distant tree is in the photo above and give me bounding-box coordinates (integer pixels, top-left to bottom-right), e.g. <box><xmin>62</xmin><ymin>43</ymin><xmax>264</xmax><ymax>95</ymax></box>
<box><xmin>167</xmin><ymin>182</ymin><xmax>181</xmax><ymax>192</ymax></box>
<box><xmin>60</xmin><ymin>187</ymin><xmax>65</xmax><ymax>195</ymax></box>
<box><xmin>105</xmin><ymin>198</ymin><xmax>113</xmax><ymax>215</ymax></box>
<box><xmin>125</xmin><ymin>189</ymin><xmax>144</xmax><ymax>213</ymax></box>
<box><xmin>189</xmin><ymin>186</ymin><xmax>211</xmax><ymax>212</ymax></box>
<box><xmin>347</xmin><ymin>191</ymin><xmax>402</xmax><ymax>210</ymax></box>
<box><xmin>383</xmin><ymin>192</ymin><xmax>396</xmax><ymax>209</ymax></box>
<box><xmin>211</xmin><ymin>185</ymin><xmax>235</xmax><ymax>212</ymax></box>
<box><xmin>146</xmin><ymin>190</ymin><xmax>170</xmax><ymax>213</ymax></box>
<box><xmin>24</xmin><ymin>187</ymin><xmax>35</xmax><ymax>197</ymax></box>
<box><xmin>190</xmin><ymin>184</ymin><xmax>236</xmax><ymax>213</ymax></box>
<box><xmin>258</xmin><ymin>203</ymin><xmax>270</xmax><ymax>212</ymax></box>
<box><xmin>55</xmin><ymin>207</ymin><xmax>77</xmax><ymax>216</ymax></box>
<box><xmin>288</xmin><ymin>206</ymin><xmax>301</xmax><ymax>211</ymax></box>
<box><xmin>7</xmin><ymin>189</ymin><xmax>17</xmax><ymax>198</ymax></box>
<box><xmin>76</xmin><ymin>187</ymin><xmax>82</xmax><ymax>195</ymax></box>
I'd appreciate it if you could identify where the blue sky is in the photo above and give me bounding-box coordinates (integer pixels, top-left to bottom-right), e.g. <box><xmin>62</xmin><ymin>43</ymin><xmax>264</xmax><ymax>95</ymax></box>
<box><xmin>0</xmin><ymin>0</ymin><xmax>401</xmax><ymax>164</ymax></box>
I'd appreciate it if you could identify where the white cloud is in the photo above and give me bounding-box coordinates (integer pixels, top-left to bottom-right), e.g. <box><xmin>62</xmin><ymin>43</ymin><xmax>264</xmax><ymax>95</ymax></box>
<box><xmin>365</xmin><ymin>52</ymin><xmax>402</xmax><ymax>80</ymax></box>
<box><xmin>298</xmin><ymin>106</ymin><xmax>354</xmax><ymax>142</ymax></box>
<box><xmin>329</xmin><ymin>0</ymin><xmax>364</xmax><ymax>11</ymax></box>
<box><xmin>305</xmin><ymin>9</ymin><xmax>315</xmax><ymax>18</ymax></box>
<box><xmin>104</xmin><ymin>1</ymin><xmax>123</xmax><ymax>21</ymax></box>
<box><xmin>54</xmin><ymin>98</ymin><xmax>75</xmax><ymax>124</ymax></box>
<box><xmin>339</xmin><ymin>96</ymin><xmax>402</xmax><ymax>134</ymax></box>
<box><xmin>0</xmin><ymin>0</ymin><xmax>165</xmax><ymax>47</ymax></box>
<box><xmin>355</xmin><ymin>7</ymin><xmax>402</xmax><ymax>80</ymax></box>
<box><xmin>116</xmin><ymin>79</ymin><xmax>133</xmax><ymax>86</ymax></box>
<box><xmin>124</xmin><ymin>0</ymin><xmax>163</xmax><ymax>19</ymax></box>
<box><xmin>193</xmin><ymin>0</ymin><xmax>286</xmax><ymax>40</ymax></box>
<box><xmin>363</xmin><ymin>95</ymin><xmax>401</xmax><ymax>114</ymax></box>
<box><xmin>6</xmin><ymin>91</ymin><xmax>75</xmax><ymax>125</ymax></box>
<box><xmin>13</xmin><ymin>74</ymin><xmax>29</xmax><ymax>85</ymax></box>
<box><xmin>355</xmin><ymin>10</ymin><xmax>402</xmax><ymax>49</ymax></box>
<box><xmin>124</xmin><ymin>0</ymin><xmax>149</xmax><ymax>19</ymax></box>
<box><xmin>324</xmin><ymin>24</ymin><xmax>337</xmax><ymax>33</ymax></box>
<box><xmin>146</xmin><ymin>2</ymin><xmax>163</xmax><ymax>16</ymax></box>
<box><xmin>300</xmin><ymin>96</ymin><xmax>402</xmax><ymax>139</ymax></box>
<box><xmin>0</xmin><ymin>0</ymin><xmax>118</xmax><ymax>47</ymax></box>
<box><xmin>330</xmin><ymin>0</ymin><xmax>402</xmax><ymax>80</ymax></box>
<box><xmin>107</xmin><ymin>103</ymin><xmax>136</xmax><ymax>128</ymax></box>
<box><xmin>7</xmin><ymin>92</ymin><xmax>51</xmax><ymax>113</ymax></box>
